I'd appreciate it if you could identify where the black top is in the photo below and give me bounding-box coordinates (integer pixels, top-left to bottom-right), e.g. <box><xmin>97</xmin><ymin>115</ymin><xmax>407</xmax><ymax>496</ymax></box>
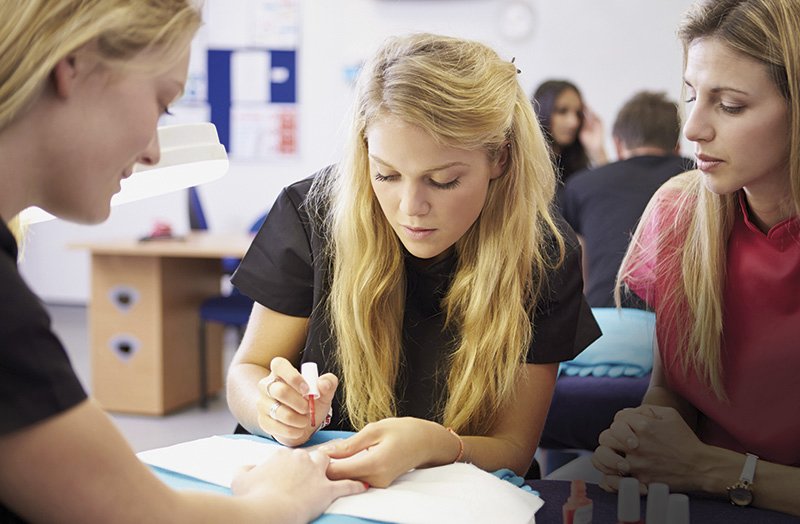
<box><xmin>232</xmin><ymin>168</ymin><xmax>600</xmax><ymax>431</ymax></box>
<box><xmin>560</xmin><ymin>155</ymin><xmax>692</xmax><ymax>307</ymax></box>
<box><xmin>0</xmin><ymin>218</ymin><xmax>88</xmax><ymax>522</ymax></box>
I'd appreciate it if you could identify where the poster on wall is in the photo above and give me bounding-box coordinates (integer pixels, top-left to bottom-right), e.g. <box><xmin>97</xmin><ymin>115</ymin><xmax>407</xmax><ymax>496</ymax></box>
<box><xmin>164</xmin><ymin>0</ymin><xmax>300</xmax><ymax>162</ymax></box>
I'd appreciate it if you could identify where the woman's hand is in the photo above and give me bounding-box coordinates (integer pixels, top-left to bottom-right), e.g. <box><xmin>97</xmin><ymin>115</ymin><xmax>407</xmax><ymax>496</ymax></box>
<box><xmin>232</xmin><ymin>448</ymin><xmax>366</xmax><ymax>524</ymax></box>
<box><xmin>322</xmin><ymin>418</ymin><xmax>460</xmax><ymax>488</ymax></box>
<box><xmin>257</xmin><ymin>357</ymin><xmax>338</xmax><ymax>447</ymax></box>
<box><xmin>592</xmin><ymin>405</ymin><xmax>710</xmax><ymax>493</ymax></box>
<box><xmin>578</xmin><ymin>105</ymin><xmax>608</xmax><ymax>166</ymax></box>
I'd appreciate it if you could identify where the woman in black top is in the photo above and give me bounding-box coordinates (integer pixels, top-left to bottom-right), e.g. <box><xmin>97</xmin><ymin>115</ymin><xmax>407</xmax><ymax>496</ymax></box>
<box><xmin>228</xmin><ymin>33</ymin><xmax>600</xmax><ymax>488</ymax></box>
<box><xmin>0</xmin><ymin>2</ymin><xmax>363</xmax><ymax>522</ymax></box>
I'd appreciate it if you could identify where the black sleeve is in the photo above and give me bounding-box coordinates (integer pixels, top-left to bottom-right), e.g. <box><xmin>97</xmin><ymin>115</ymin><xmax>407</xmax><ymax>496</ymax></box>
<box><xmin>527</xmin><ymin>216</ymin><xmax>601</xmax><ymax>364</ymax></box>
<box><xmin>0</xmin><ymin>259</ymin><xmax>87</xmax><ymax>435</ymax></box>
<box><xmin>231</xmin><ymin>180</ymin><xmax>315</xmax><ymax>317</ymax></box>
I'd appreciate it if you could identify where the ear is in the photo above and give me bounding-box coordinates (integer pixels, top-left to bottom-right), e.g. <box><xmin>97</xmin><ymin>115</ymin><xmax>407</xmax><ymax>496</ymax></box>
<box><xmin>51</xmin><ymin>53</ymin><xmax>80</xmax><ymax>99</ymax></box>
<box><xmin>490</xmin><ymin>143</ymin><xmax>510</xmax><ymax>179</ymax></box>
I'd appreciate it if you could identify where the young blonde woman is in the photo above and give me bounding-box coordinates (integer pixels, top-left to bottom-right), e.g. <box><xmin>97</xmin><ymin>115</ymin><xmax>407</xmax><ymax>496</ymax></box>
<box><xmin>227</xmin><ymin>33</ymin><xmax>600</xmax><ymax>489</ymax></box>
<box><xmin>592</xmin><ymin>0</ymin><xmax>800</xmax><ymax>516</ymax></box>
<box><xmin>0</xmin><ymin>2</ymin><xmax>364</xmax><ymax>523</ymax></box>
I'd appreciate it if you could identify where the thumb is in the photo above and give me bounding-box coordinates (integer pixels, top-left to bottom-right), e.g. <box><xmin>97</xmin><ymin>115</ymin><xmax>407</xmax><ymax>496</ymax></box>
<box><xmin>329</xmin><ymin>479</ymin><xmax>369</xmax><ymax>500</ymax></box>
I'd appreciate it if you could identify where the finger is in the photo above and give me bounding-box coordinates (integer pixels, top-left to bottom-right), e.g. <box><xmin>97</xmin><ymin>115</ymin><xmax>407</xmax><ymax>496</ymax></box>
<box><xmin>325</xmin><ymin>449</ymin><xmax>379</xmax><ymax>484</ymax></box>
<box><xmin>592</xmin><ymin>445</ymin><xmax>630</xmax><ymax>475</ymax></box>
<box><xmin>264</xmin><ymin>380</ymin><xmax>310</xmax><ymax>415</ymax></box>
<box><xmin>320</xmin><ymin>431</ymin><xmax>376</xmax><ymax>460</ymax></box>
<box><xmin>258</xmin><ymin>375</ymin><xmax>281</xmax><ymax>399</ymax></box>
<box><xmin>600</xmin><ymin>474</ymin><xmax>621</xmax><ymax>492</ymax></box>
<box><xmin>597</xmin><ymin>427</ymin><xmax>628</xmax><ymax>452</ymax></box>
<box><xmin>329</xmin><ymin>479</ymin><xmax>370</xmax><ymax>499</ymax></box>
<box><xmin>608</xmin><ymin>419</ymin><xmax>640</xmax><ymax>450</ymax></box>
<box><xmin>256</xmin><ymin>398</ymin><xmax>309</xmax><ymax>439</ymax></box>
<box><xmin>317</xmin><ymin>373</ymin><xmax>339</xmax><ymax>399</ymax></box>
<box><xmin>270</xmin><ymin>356</ymin><xmax>310</xmax><ymax>396</ymax></box>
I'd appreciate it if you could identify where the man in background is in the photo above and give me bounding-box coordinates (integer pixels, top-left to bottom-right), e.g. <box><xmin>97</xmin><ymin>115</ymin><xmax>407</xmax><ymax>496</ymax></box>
<box><xmin>561</xmin><ymin>91</ymin><xmax>692</xmax><ymax>307</ymax></box>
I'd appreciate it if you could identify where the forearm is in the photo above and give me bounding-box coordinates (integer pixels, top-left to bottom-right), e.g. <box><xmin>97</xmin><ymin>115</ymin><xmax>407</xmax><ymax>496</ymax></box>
<box><xmin>697</xmin><ymin>445</ymin><xmax>800</xmax><ymax>517</ymax></box>
<box><xmin>460</xmin><ymin>434</ymin><xmax>534</xmax><ymax>477</ymax></box>
<box><xmin>226</xmin><ymin>362</ymin><xmax>271</xmax><ymax>437</ymax></box>
<box><xmin>176</xmin><ymin>491</ymin><xmax>301</xmax><ymax>524</ymax></box>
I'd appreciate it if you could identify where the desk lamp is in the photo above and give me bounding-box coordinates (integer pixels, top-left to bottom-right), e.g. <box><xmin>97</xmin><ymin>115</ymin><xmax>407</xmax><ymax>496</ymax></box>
<box><xmin>19</xmin><ymin>122</ymin><xmax>228</xmax><ymax>224</ymax></box>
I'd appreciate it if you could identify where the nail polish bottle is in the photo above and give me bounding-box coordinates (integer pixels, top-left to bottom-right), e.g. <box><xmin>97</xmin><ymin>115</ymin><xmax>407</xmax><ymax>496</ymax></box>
<box><xmin>562</xmin><ymin>479</ymin><xmax>593</xmax><ymax>524</ymax></box>
<box><xmin>618</xmin><ymin>477</ymin><xmax>644</xmax><ymax>524</ymax></box>
<box><xmin>666</xmin><ymin>493</ymin><xmax>690</xmax><ymax>524</ymax></box>
<box><xmin>645</xmin><ymin>482</ymin><xmax>669</xmax><ymax>524</ymax></box>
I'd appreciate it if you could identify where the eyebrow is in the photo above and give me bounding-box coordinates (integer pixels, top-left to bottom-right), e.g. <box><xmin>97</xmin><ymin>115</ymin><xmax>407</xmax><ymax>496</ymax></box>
<box><xmin>683</xmin><ymin>79</ymin><xmax>750</xmax><ymax>96</ymax></box>
<box><xmin>369</xmin><ymin>155</ymin><xmax>469</xmax><ymax>175</ymax></box>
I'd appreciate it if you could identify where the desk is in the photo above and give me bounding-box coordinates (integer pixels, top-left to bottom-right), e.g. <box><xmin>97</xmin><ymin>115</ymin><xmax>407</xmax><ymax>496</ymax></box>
<box><xmin>526</xmin><ymin>480</ymin><xmax>797</xmax><ymax>524</ymax></box>
<box><xmin>74</xmin><ymin>232</ymin><xmax>252</xmax><ymax>415</ymax></box>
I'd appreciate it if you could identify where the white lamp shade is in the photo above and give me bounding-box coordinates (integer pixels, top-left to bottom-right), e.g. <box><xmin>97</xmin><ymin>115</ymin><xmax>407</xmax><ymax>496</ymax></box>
<box><xmin>20</xmin><ymin>122</ymin><xmax>228</xmax><ymax>224</ymax></box>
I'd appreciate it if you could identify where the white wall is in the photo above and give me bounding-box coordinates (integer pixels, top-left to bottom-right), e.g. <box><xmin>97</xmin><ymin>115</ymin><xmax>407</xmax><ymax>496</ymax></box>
<box><xmin>20</xmin><ymin>0</ymin><xmax>696</xmax><ymax>304</ymax></box>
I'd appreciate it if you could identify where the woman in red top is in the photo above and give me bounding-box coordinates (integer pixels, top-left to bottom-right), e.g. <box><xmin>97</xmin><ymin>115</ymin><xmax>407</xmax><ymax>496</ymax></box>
<box><xmin>592</xmin><ymin>0</ymin><xmax>800</xmax><ymax>517</ymax></box>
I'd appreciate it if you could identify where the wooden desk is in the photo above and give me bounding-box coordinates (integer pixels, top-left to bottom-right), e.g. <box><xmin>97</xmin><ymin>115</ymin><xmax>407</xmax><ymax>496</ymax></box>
<box><xmin>73</xmin><ymin>233</ymin><xmax>253</xmax><ymax>415</ymax></box>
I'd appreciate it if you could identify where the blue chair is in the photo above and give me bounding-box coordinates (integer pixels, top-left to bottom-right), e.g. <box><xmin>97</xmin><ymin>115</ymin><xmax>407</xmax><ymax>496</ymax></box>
<box><xmin>190</xmin><ymin>187</ymin><xmax>267</xmax><ymax>408</ymax></box>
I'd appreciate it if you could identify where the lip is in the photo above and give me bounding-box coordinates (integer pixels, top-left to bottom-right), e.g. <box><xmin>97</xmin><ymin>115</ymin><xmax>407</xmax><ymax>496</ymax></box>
<box><xmin>402</xmin><ymin>225</ymin><xmax>436</xmax><ymax>240</ymax></box>
<box><xmin>695</xmin><ymin>153</ymin><xmax>724</xmax><ymax>172</ymax></box>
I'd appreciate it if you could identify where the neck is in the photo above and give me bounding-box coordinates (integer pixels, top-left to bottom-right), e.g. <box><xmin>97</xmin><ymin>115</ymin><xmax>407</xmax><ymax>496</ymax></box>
<box><xmin>0</xmin><ymin>108</ymin><xmax>47</xmax><ymax>222</ymax></box>
<box><xmin>742</xmin><ymin>186</ymin><xmax>795</xmax><ymax>233</ymax></box>
<box><xmin>619</xmin><ymin>146</ymin><xmax>670</xmax><ymax>160</ymax></box>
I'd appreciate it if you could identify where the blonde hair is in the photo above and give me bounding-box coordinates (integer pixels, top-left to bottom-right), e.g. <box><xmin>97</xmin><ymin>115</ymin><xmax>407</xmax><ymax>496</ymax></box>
<box><xmin>0</xmin><ymin>0</ymin><xmax>201</xmax><ymax>132</ymax></box>
<box><xmin>310</xmin><ymin>33</ymin><xmax>563</xmax><ymax>434</ymax></box>
<box><xmin>617</xmin><ymin>0</ymin><xmax>800</xmax><ymax>398</ymax></box>
<box><xmin>0</xmin><ymin>0</ymin><xmax>201</xmax><ymax>241</ymax></box>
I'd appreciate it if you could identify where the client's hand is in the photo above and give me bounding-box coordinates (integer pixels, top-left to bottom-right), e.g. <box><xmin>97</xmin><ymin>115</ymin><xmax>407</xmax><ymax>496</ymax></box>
<box><xmin>232</xmin><ymin>448</ymin><xmax>366</xmax><ymax>524</ymax></box>
<box><xmin>592</xmin><ymin>405</ymin><xmax>709</xmax><ymax>493</ymax></box>
<box><xmin>323</xmin><ymin>417</ymin><xmax>458</xmax><ymax>488</ymax></box>
<box><xmin>257</xmin><ymin>356</ymin><xmax>338</xmax><ymax>447</ymax></box>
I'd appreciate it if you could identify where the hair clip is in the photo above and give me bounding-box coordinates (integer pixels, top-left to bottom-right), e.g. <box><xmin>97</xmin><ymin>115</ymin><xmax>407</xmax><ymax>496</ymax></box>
<box><xmin>511</xmin><ymin>57</ymin><xmax>521</xmax><ymax>74</ymax></box>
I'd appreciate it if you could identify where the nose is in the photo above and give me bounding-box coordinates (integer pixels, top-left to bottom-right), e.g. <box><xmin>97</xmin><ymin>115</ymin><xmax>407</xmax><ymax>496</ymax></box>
<box><xmin>682</xmin><ymin>102</ymin><xmax>713</xmax><ymax>144</ymax></box>
<box><xmin>137</xmin><ymin>132</ymin><xmax>161</xmax><ymax>166</ymax></box>
<box><xmin>399</xmin><ymin>181</ymin><xmax>430</xmax><ymax>217</ymax></box>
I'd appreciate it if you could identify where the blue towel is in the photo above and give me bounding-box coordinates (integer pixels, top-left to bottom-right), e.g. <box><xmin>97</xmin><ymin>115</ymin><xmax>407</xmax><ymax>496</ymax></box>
<box><xmin>559</xmin><ymin>308</ymin><xmax>655</xmax><ymax>378</ymax></box>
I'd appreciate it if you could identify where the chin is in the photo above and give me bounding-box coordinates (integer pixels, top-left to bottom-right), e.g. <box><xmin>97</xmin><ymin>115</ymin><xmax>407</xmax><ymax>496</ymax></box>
<box><xmin>700</xmin><ymin>174</ymin><xmax>740</xmax><ymax>197</ymax></box>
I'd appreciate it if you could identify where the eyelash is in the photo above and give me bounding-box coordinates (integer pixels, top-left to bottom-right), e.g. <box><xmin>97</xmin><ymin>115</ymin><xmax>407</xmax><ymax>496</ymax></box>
<box><xmin>684</xmin><ymin>96</ymin><xmax>744</xmax><ymax>115</ymax></box>
<box><xmin>373</xmin><ymin>173</ymin><xmax>461</xmax><ymax>190</ymax></box>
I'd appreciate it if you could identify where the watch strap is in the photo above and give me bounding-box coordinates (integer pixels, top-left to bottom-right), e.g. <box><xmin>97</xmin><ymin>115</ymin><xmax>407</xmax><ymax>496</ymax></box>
<box><xmin>741</xmin><ymin>453</ymin><xmax>758</xmax><ymax>484</ymax></box>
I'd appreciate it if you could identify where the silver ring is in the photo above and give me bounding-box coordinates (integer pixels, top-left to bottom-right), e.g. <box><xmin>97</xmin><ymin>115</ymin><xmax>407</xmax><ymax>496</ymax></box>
<box><xmin>269</xmin><ymin>401</ymin><xmax>281</xmax><ymax>420</ymax></box>
<box><xmin>264</xmin><ymin>375</ymin><xmax>278</xmax><ymax>397</ymax></box>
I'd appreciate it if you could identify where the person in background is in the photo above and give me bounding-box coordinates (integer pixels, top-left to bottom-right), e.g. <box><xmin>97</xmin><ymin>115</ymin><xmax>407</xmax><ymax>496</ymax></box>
<box><xmin>592</xmin><ymin>0</ymin><xmax>800</xmax><ymax>516</ymax></box>
<box><xmin>531</xmin><ymin>79</ymin><xmax>609</xmax><ymax>208</ymax></box>
<box><xmin>561</xmin><ymin>91</ymin><xmax>692</xmax><ymax>308</ymax></box>
<box><xmin>227</xmin><ymin>33</ymin><xmax>600</xmax><ymax>489</ymax></box>
<box><xmin>0</xmin><ymin>2</ymin><xmax>364</xmax><ymax>523</ymax></box>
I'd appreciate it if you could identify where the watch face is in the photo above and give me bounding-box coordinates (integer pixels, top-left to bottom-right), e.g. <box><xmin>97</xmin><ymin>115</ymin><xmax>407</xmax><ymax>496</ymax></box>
<box><xmin>729</xmin><ymin>486</ymin><xmax>753</xmax><ymax>506</ymax></box>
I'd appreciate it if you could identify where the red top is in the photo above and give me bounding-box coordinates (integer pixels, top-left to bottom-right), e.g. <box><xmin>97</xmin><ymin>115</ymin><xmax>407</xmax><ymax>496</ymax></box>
<box><xmin>629</xmin><ymin>190</ymin><xmax>800</xmax><ymax>466</ymax></box>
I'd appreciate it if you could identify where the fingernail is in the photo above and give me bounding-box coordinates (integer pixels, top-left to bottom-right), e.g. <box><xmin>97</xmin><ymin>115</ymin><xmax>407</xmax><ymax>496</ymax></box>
<box><xmin>627</xmin><ymin>437</ymin><xmax>638</xmax><ymax>449</ymax></box>
<box><xmin>362</xmin><ymin>481</ymin><xmax>370</xmax><ymax>489</ymax></box>
<box><xmin>617</xmin><ymin>461</ymin><xmax>630</xmax><ymax>473</ymax></box>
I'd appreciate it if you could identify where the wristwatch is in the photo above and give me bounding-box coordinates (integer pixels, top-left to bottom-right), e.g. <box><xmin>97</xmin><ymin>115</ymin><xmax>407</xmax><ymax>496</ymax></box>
<box><xmin>727</xmin><ymin>453</ymin><xmax>758</xmax><ymax>507</ymax></box>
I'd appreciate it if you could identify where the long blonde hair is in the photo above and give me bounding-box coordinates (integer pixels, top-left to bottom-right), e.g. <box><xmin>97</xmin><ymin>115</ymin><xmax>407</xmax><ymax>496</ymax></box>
<box><xmin>0</xmin><ymin>0</ymin><xmax>201</xmax><ymax>241</ymax></box>
<box><xmin>310</xmin><ymin>33</ymin><xmax>563</xmax><ymax>434</ymax></box>
<box><xmin>618</xmin><ymin>0</ymin><xmax>800</xmax><ymax>398</ymax></box>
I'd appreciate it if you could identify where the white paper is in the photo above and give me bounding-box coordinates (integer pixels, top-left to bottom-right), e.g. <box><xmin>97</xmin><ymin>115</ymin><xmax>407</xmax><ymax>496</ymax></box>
<box><xmin>137</xmin><ymin>436</ymin><xmax>281</xmax><ymax>488</ymax></box>
<box><xmin>138</xmin><ymin>436</ymin><xmax>542</xmax><ymax>524</ymax></box>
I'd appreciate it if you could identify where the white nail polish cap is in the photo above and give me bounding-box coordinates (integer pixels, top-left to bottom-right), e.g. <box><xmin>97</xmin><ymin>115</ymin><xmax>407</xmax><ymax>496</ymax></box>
<box><xmin>618</xmin><ymin>477</ymin><xmax>641</xmax><ymax>523</ymax></box>
<box><xmin>646</xmin><ymin>483</ymin><xmax>669</xmax><ymax>524</ymax></box>
<box><xmin>301</xmin><ymin>362</ymin><xmax>320</xmax><ymax>398</ymax></box>
<box><xmin>666</xmin><ymin>493</ymin><xmax>690</xmax><ymax>524</ymax></box>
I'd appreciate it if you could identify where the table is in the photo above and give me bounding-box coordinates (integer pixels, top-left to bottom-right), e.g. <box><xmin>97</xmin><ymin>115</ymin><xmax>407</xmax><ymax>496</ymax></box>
<box><xmin>526</xmin><ymin>479</ymin><xmax>798</xmax><ymax>523</ymax></box>
<box><xmin>73</xmin><ymin>232</ymin><xmax>252</xmax><ymax>415</ymax></box>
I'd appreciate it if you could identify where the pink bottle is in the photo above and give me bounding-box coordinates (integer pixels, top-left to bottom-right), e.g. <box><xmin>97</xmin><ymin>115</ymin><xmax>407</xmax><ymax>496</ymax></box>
<box><xmin>563</xmin><ymin>479</ymin><xmax>593</xmax><ymax>524</ymax></box>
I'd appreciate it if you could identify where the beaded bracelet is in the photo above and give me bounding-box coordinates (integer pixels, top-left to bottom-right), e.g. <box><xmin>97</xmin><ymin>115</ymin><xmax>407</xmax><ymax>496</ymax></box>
<box><xmin>445</xmin><ymin>427</ymin><xmax>464</xmax><ymax>463</ymax></box>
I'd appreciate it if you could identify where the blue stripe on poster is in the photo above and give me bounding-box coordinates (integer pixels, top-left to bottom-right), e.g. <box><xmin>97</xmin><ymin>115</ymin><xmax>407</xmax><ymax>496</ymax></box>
<box><xmin>270</xmin><ymin>50</ymin><xmax>296</xmax><ymax>104</ymax></box>
<box><xmin>207</xmin><ymin>49</ymin><xmax>232</xmax><ymax>152</ymax></box>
